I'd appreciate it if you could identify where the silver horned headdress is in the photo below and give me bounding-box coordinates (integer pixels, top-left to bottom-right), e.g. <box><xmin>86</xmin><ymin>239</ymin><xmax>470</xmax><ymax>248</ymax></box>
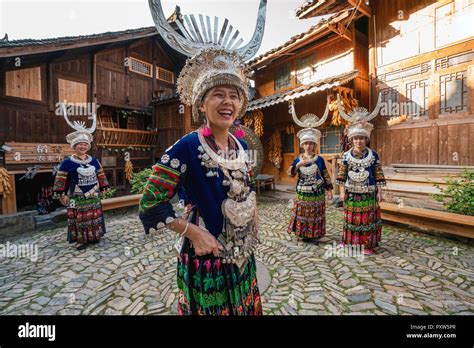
<box><xmin>149</xmin><ymin>0</ymin><xmax>267</xmax><ymax>122</ymax></box>
<box><xmin>60</xmin><ymin>103</ymin><xmax>96</xmax><ymax>148</ymax></box>
<box><xmin>337</xmin><ymin>93</ymin><xmax>382</xmax><ymax>139</ymax></box>
<box><xmin>290</xmin><ymin>96</ymin><xmax>330</xmax><ymax>145</ymax></box>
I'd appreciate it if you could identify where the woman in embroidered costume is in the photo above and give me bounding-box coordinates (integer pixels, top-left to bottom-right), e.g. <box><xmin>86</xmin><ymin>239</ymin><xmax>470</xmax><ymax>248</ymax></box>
<box><xmin>288</xmin><ymin>128</ymin><xmax>333</xmax><ymax>243</ymax></box>
<box><xmin>139</xmin><ymin>0</ymin><xmax>267</xmax><ymax>315</ymax></box>
<box><xmin>53</xmin><ymin>105</ymin><xmax>109</xmax><ymax>250</ymax></box>
<box><xmin>335</xmin><ymin>94</ymin><xmax>385</xmax><ymax>255</ymax></box>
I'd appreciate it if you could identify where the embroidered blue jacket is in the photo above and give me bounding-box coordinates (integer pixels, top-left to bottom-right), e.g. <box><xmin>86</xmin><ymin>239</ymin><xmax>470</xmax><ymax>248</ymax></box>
<box><xmin>139</xmin><ymin>131</ymin><xmax>252</xmax><ymax>238</ymax></box>
<box><xmin>289</xmin><ymin>156</ymin><xmax>333</xmax><ymax>191</ymax></box>
<box><xmin>53</xmin><ymin>156</ymin><xmax>109</xmax><ymax>196</ymax></box>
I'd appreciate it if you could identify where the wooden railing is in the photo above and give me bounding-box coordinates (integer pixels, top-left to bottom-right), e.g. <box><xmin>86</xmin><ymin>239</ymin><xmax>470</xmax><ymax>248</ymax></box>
<box><xmin>96</xmin><ymin>127</ymin><xmax>159</xmax><ymax>148</ymax></box>
<box><xmin>320</xmin><ymin>153</ymin><xmax>341</xmax><ymax>194</ymax></box>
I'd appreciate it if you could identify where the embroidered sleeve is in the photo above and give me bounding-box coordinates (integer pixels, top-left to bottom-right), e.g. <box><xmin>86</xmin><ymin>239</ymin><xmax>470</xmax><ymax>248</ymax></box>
<box><xmin>96</xmin><ymin>162</ymin><xmax>109</xmax><ymax>191</ymax></box>
<box><xmin>336</xmin><ymin>153</ymin><xmax>348</xmax><ymax>185</ymax></box>
<box><xmin>373</xmin><ymin>151</ymin><xmax>386</xmax><ymax>186</ymax></box>
<box><xmin>52</xmin><ymin>160</ymin><xmax>70</xmax><ymax>197</ymax></box>
<box><xmin>139</xmin><ymin>139</ymin><xmax>189</xmax><ymax>234</ymax></box>
<box><xmin>319</xmin><ymin>158</ymin><xmax>333</xmax><ymax>190</ymax></box>
<box><xmin>287</xmin><ymin>158</ymin><xmax>299</xmax><ymax>177</ymax></box>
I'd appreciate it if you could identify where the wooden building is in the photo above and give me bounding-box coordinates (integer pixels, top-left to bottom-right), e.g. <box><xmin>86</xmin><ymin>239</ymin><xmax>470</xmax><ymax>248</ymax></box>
<box><xmin>249</xmin><ymin>0</ymin><xmax>473</xmax><ymax>209</ymax></box>
<box><xmin>0</xmin><ymin>22</ymin><xmax>189</xmax><ymax>214</ymax></box>
<box><xmin>248</xmin><ymin>6</ymin><xmax>371</xmax><ymax>186</ymax></box>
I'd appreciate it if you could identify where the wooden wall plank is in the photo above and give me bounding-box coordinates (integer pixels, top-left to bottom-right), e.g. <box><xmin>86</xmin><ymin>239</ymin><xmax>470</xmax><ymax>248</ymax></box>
<box><xmin>438</xmin><ymin>124</ymin><xmax>449</xmax><ymax>165</ymax></box>
<box><xmin>58</xmin><ymin>78</ymin><xmax>88</xmax><ymax>104</ymax></box>
<box><xmin>5</xmin><ymin>67</ymin><xmax>42</xmax><ymax>101</ymax></box>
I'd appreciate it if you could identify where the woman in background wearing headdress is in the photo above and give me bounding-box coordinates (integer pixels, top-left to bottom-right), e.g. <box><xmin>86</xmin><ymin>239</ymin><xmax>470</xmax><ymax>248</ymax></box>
<box><xmin>287</xmin><ymin>128</ymin><xmax>333</xmax><ymax>243</ymax></box>
<box><xmin>335</xmin><ymin>95</ymin><xmax>385</xmax><ymax>255</ymax></box>
<box><xmin>53</xmin><ymin>107</ymin><xmax>109</xmax><ymax>250</ymax></box>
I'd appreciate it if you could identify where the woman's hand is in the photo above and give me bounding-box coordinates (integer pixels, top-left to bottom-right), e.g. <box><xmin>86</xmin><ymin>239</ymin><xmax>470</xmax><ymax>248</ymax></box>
<box><xmin>377</xmin><ymin>190</ymin><xmax>383</xmax><ymax>203</ymax></box>
<box><xmin>326</xmin><ymin>190</ymin><xmax>333</xmax><ymax>200</ymax></box>
<box><xmin>186</xmin><ymin>224</ymin><xmax>224</xmax><ymax>256</ymax></box>
<box><xmin>60</xmin><ymin>195</ymin><xmax>70</xmax><ymax>206</ymax></box>
<box><xmin>296</xmin><ymin>160</ymin><xmax>308</xmax><ymax>169</ymax></box>
<box><xmin>340</xmin><ymin>190</ymin><xmax>345</xmax><ymax>201</ymax></box>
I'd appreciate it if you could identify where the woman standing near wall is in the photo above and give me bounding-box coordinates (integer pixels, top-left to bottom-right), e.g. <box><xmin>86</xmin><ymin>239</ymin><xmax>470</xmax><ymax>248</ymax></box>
<box><xmin>287</xmin><ymin>128</ymin><xmax>333</xmax><ymax>243</ymax></box>
<box><xmin>53</xmin><ymin>106</ymin><xmax>109</xmax><ymax>250</ymax></box>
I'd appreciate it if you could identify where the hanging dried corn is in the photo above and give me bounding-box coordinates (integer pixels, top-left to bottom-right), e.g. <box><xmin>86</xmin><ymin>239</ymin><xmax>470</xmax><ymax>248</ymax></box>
<box><xmin>125</xmin><ymin>159</ymin><xmax>134</xmax><ymax>183</ymax></box>
<box><xmin>243</xmin><ymin>110</ymin><xmax>264</xmax><ymax>137</ymax></box>
<box><xmin>253</xmin><ymin>110</ymin><xmax>264</xmax><ymax>137</ymax></box>
<box><xmin>0</xmin><ymin>167</ymin><xmax>13</xmax><ymax>196</ymax></box>
<box><xmin>267</xmin><ymin>130</ymin><xmax>282</xmax><ymax>169</ymax></box>
<box><xmin>243</xmin><ymin>112</ymin><xmax>254</xmax><ymax>128</ymax></box>
<box><xmin>329</xmin><ymin>89</ymin><xmax>358</xmax><ymax>127</ymax></box>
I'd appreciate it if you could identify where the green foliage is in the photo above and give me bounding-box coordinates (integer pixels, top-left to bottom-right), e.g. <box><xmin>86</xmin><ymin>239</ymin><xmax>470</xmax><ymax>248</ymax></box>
<box><xmin>130</xmin><ymin>168</ymin><xmax>153</xmax><ymax>194</ymax></box>
<box><xmin>103</xmin><ymin>188</ymin><xmax>117</xmax><ymax>199</ymax></box>
<box><xmin>431</xmin><ymin>169</ymin><xmax>474</xmax><ymax>216</ymax></box>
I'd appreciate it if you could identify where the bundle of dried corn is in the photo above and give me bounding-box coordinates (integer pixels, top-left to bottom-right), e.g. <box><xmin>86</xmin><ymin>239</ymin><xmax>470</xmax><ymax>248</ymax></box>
<box><xmin>329</xmin><ymin>89</ymin><xmax>358</xmax><ymax>126</ymax></box>
<box><xmin>267</xmin><ymin>130</ymin><xmax>282</xmax><ymax>169</ymax></box>
<box><xmin>125</xmin><ymin>159</ymin><xmax>134</xmax><ymax>183</ymax></box>
<box><xmin>0</xmin><ymin>167</ymin><xmax>12</xmax><ymax>196</ymax></box>
<box><xmin>243</xmin><ymin>110</ymin><xmax>264</xmax><ymax>137</ymax></box>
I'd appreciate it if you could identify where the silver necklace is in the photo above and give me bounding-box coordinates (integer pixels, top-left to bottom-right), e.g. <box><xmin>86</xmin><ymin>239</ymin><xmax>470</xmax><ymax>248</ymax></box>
<box><xmin>347</xmin><ymin>148</ymin><xmax>373</xmax><ymax>166</ymax></box>
<box><xmin>197</xmin><ymin>130</ymin><xmax>246</xmax><ymax>171</ymax></box>
<box><xmin>70</xmin><ymin>154</ymin><xmax>92</xmax><ymax>165</ymax></box>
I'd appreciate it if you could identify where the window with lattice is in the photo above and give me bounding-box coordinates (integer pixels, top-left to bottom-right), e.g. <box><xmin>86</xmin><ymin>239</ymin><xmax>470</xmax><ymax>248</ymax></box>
<box><xmin>440</xmin><ymin>70</ymin><xmax>467</xmax><ymax>113</ymax></box>
<box><xmin>274</xmin><ymin>64</ymin><xmax>291</xmax><ymax>91</ymax></box>
<box><xmin>156</xmin><ymin>104</ymin><xmax>183</xmax><ymax>129</ymax></box>
<box><xmin>320</xmin><ymin>127</ymin><xmax>342</xmax><ymax>154</ymax></box>
<box><xmin>296</xmin><ymin>55</ymin><xmax>315</xmax><ymax>84</ymax></box>
<box><xmin>281</xmin><ymin>131</ymin><xmax>295</xmax><ymax>153</ymax></box>
<box><xmin>156</xmin><ymin>67</ymin><xmax>175</xmax><ymax>84</ymax></box>
<box><xmin>406</xmin><ymin>80</ymin><xmax>429</xmax><ymax>117</ymax></box>
<box><xmin>129</xmin><ymin>57</ymin><xmax>152</xmax><ymax>77</ymax></box>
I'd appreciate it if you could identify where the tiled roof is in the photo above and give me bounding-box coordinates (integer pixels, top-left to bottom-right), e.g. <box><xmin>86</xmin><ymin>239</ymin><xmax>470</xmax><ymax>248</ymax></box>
<box><xmin>0</xmin><ymin>27</ymin><xmax>157</xmax><ymax>49</ymax></box>
<box><xmin>248</xmin><ymin>9</ymin><xmax>352</xmax><ymax>68</ymax></box>
<box><xmin>295</xmin><ymin>0</ymin><xmax>349</xmax><ymax>19</ymax></box>
<box><xmin>247</xmin><ymin>70</ymin><xmax>358</xmax><ymax>111</ymax></box>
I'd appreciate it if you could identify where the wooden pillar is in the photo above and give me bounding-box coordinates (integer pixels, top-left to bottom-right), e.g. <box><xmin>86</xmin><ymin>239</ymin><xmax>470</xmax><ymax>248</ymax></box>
<box><xmin>468</xmin><ymin>64</ymin><xmax>474</xmax><ymax>116</ymax></box>
<box><xmin>368</xmin><ymin>11</ymin><xmax>377</xmax><ymax>110</ymax></box>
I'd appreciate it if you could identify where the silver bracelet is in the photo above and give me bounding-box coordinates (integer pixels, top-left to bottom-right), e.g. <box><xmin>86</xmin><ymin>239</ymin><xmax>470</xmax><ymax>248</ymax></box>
<box><xmin>180</xmin><ymin>222</ymin><xmax>190</xmax><ymax>237</ymax></box>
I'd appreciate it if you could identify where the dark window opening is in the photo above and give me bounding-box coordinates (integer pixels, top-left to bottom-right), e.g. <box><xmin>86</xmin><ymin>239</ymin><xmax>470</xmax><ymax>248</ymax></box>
<box><xmin>275</xmin><ymin>64</ymin><xmax>291</xmax><ymax>91</ymax></box>
<box><xmin>282</xmin><ymin>132</ymin><xmax>295</xmax><ymax>153</ymax></box>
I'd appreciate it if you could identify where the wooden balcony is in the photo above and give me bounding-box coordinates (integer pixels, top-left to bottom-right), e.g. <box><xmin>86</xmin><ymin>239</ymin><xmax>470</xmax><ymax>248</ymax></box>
<box><xmin>95</xmin><ymin>127</ymin><xmax>159</xmax><ymax>148</ymax></box>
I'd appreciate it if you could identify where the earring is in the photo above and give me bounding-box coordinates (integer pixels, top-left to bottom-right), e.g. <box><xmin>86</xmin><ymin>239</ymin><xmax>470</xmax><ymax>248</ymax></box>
<box><xmin>202</xmin><ymin>117</ymin><xmax>212</xmax><ymax>137</ymax></box>
<box><xmin>232</xmin><ymin>119</ymin><xmax>245</xmax><ymax>138</ymax></box>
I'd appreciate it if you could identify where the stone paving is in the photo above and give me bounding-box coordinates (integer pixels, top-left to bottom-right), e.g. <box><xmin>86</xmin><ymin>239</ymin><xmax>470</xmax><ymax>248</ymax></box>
<box><xmin>0</xmin><ymin>195</ymin><xmax>473</xmax><ymax>315</ymax></box>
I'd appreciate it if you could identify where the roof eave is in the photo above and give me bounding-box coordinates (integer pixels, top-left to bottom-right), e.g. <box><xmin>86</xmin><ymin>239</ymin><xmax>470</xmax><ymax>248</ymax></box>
<box><xmin>0</xmin><ymin>28</ymin><xmax>158</xmax><ymax>58</ymax></box>
<box><xmin>249</xmin><ymin>10</ymin><xmax>353</xmax><ymax>70</ymax></box>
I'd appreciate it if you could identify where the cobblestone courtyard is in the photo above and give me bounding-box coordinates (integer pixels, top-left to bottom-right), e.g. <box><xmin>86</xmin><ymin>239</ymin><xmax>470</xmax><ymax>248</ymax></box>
<box><xmin>1</xmin><ymin>196</ymin><xmax>473</xmax><ymax>315</ymax></box>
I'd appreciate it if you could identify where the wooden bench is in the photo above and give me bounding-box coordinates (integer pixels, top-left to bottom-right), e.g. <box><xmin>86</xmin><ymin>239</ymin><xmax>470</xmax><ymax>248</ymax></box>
<box><xmin>102</xmin><ymin>194</ymin><xmax>141</xmax><ymax>211</ymax></box>
<box><xmin>380</xmin><ymin>202</ymin><xmax>474</xmax><ymax>239</ymax></box>
<box><xmin>255</xmin><ymin>174</ymin><xmax>276</xmax><ymax>195</ymax></box>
